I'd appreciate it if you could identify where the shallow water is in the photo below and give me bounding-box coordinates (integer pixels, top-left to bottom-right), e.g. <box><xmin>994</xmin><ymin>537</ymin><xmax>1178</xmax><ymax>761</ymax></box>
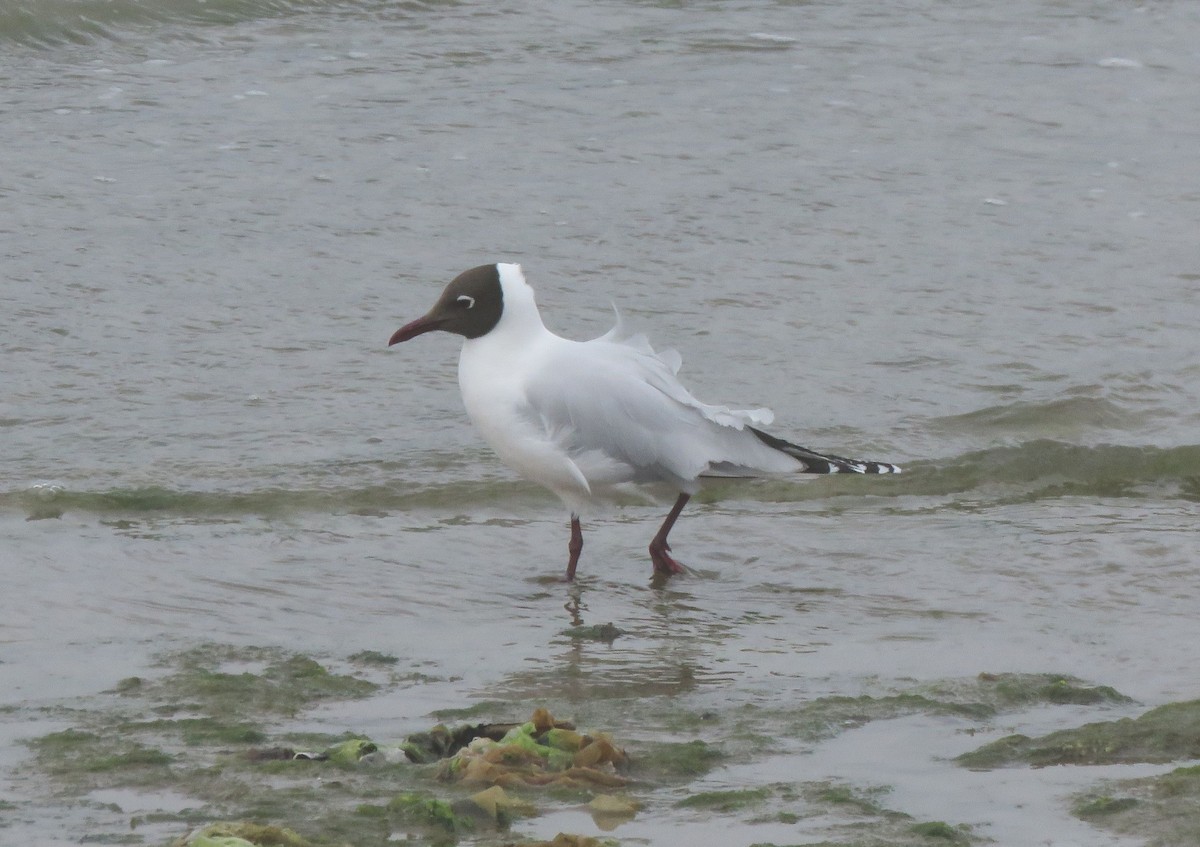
<box><xmin>3</xmin><ymin>1</ymin><xmax>1200</xmax><ymax>845</ymax></box>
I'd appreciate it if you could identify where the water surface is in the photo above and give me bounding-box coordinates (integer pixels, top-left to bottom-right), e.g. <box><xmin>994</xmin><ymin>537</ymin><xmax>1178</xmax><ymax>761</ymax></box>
<box><xmin>3</xmin><ymin>1</ymin><xmax>1200</xmax><ymax>844</ymax></box>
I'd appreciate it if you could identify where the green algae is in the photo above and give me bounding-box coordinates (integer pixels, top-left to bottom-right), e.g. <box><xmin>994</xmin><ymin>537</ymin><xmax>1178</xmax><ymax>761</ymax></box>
<box><xmin>1075</xmin><ymin>795</ymin><xmax>1139</xmax><ymax>818</ymax></box>
<box><xmin>119</xmin><ymin>717</ymin><xmax>268</xmax><ymax>746</ymax></box>
<box><xmin>957</xmin><ymin>699</ymin><xmax>1200</xmax><ymax>769</ymax></box>
<box><xmin>698</xmin><ymin>781</ymin><xmax>962</xmax><ymax>838</ymax></box>
<box><xmin>170</xmin><ymin>821</ymin><xmax>315</xmax><ymax>847</ymax></box>
<box><xmin>113</xmin><ymin>676</ymin><xmax>146</xmax><ymax>695</ymax></box>
<box><xmin>30</xmin><ymin>729</ymin><xmax>173</xmax><ymax>784</ymax></box>
<box><xmin>676</xmin><ymin>786</ymin><xmax>771</xmax><ymax>812</ymax></box>
<box><xmin>984</xmin><ymin>675</ymin><xmax>1128</xmax><ymax>707</ymax></box>
<box><xmin>1070</xmin><ymin>765</ymin><xmax>1200</xmax><ymax>846</ymax></box>
<box><xmin>386</xmin><ymin>792</ymin><xmax>473</xmax><ymax>837</ymax></box>
<box><xmin>159</xmin><ymin>653</ymin><xmax>378</xmax><ymax>718</ymax></box>
<box><xmin>15</xmin><ymin>651</ymin><xmax>1145</xmax><ymax>847</ymax></box>
<box><xmin>431</xmin><ymin>700</ymin><xmax>514</xmax><ymax>721</ymax></box>
<box><xmin>347</xmin><ymin>650</ymin><xmax>399</xmax><ymax>666</ymax></box>
<box><xmin>372</xmin><ymin>789</ymin><xmax>542</xmax><ymax>846</ymax></box>
<box><xmin>629</xmin><ymin>739</ymin><xmax>725</xmax><ymax>779</ymax></box>
<box><xmin>908</xmin><ymin>821</ymin><xmax>972</xmax><ymax>843</ymax></box>
<box><xmin>805</xmin><ymin>782</ymin><xmax>897</xmax><ymax>818</ymax></box>
<box><xmin>22</xmin><ymin>645</ymin><xmax>402</xmax><ymax>845</ymax></box>
<box><xmin>434</xmin><ymin>708</ymin><xmax>627</xmax><ymax>790</ymax></box>
<box><xmin>948</xmin><ymin>698</ymin><xmax>1200</xmax><ymax>844</ymax></box>
<box><xmin>400</xmin><ymin>716</ymin><xmax>582</xmax><ymax>765</ymax></box>
<box><xmin>743</xmin><ymin>781</ymin><xmax>981</xmax><ymax>846</ymax></box>
<box><xmin>324</xmin><ymin>738</ymin><xmax>378</xmax><ymax>766</ymax></box>
<box><xmin>728</xmin><ymin>673</ymin><xmax>1133</xmax><ymax>749</ymax></box>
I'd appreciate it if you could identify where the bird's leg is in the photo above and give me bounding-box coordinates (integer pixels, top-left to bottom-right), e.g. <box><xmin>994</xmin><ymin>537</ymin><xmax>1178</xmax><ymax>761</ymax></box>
<box><xmin>566</xmin><ymin>514</ymin><xmax>583</xmax><ymax>581</ymax></box>
<box><xmin>648</xmin><ymin>493</ymin><xmax>690</xmax><ymax>576</ymax></box>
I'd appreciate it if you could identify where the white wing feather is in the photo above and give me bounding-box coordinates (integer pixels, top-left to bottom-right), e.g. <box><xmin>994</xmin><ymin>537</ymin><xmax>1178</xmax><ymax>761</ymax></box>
<box><xmin>522</xmin><ymin>310</ymin><xmax>798</xmax><ymax>491</ymax></box>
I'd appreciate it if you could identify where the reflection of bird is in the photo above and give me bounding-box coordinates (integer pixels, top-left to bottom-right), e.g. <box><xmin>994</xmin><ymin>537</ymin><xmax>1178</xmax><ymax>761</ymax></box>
<box><xmin>389</xmin><ymin>263</ymin><xmax>900</xmax><ymax>580</ymax></box>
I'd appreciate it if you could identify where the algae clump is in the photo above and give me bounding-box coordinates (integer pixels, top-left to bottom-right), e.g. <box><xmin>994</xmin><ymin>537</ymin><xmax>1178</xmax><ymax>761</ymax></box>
<box><xmin>324</xmin><ymin>738</ymin><xmax>378</xmax><ymax>766</ymax></box>
<box><xmin>436</xmin><ymin>707</ymin><xmax>628</xmax><ymax>790</ymax></box>
<box><xmin>30</xmin><ymin>729</ymin><xmax>173</xmax><ymax>787</ymax></box>
<box><xmin>168</xmin><ymin>653</ymin><xmax>378</xmax><ymax>718</ymax></box>
<box><xmin>630</xmin><ymin>739</ymin><xmax>725</xmax><ymax>779</ymax></box>
<box><xmin>1075</xmin><ymin>795</ymin><xmax>1139</xmax><ymax>818</ymax></box>
<box><xmin>676</xmin><ymin>787</ymin><xmax>771</xmax><ymax>812</ymax></box>
<box><xmin>172</xmin><ymin>821</ymin><xmax>313</xmax><ymax>847</ymax></box>
<box><xmin>387</xmin><ymin>791</ymin><xmax>472</xmax><ymax>833</ymax></box>
<box><xmin>910</xmin><ymin>820</ymin><xmax>972</xmax><ymax>843</ymax></box>
<box><xmin>973</xmin><ymin>673</ymin><xmax>1131</xmax><ymax>708</ymax></box>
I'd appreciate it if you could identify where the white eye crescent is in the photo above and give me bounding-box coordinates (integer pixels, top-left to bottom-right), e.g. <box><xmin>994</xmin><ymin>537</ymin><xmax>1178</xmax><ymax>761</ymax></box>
<box><xmin>457</xmin><ymin>295</ymin><xmax>475</xmax><ymax>309</ymax></box>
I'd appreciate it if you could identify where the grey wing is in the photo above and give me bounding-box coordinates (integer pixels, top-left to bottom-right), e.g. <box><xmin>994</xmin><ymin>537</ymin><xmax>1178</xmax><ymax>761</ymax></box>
<box><xmin>522</xmin><ymin>340</ymin><xmax>799</xmax><ymax>489</ymax></box>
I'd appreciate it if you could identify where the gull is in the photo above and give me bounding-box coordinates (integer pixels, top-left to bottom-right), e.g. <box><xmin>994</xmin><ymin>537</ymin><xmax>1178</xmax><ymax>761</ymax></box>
<box><xmin>388</xmin><ymin>263</ymin><xmax>900</xmax><ymax>580</ymax></box>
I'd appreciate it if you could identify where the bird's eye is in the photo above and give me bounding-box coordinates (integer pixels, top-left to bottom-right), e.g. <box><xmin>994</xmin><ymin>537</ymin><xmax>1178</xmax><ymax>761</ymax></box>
<box><xmin>457</xmin><ymin>295</ymin><xmax>475</xmax><ymax>309</ymax></box>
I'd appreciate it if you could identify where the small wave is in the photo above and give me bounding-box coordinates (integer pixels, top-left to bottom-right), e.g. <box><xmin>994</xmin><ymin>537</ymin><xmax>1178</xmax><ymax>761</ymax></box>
<box><xmin>3</xmin><ymin>479</ymin><xmax>549</xmax><ymax>521</ymax></box>
<box><xmin>0</xmin><ymin>0</ymin><xmax>423</xmax><ymax>48</ymax></box>
<box><xmin>9</xmin><ymin>439</ymin><xmax>1200</xmax><ymax>518</ymax></box>
<box><xmin>928</xmin><ymin>396</ymin><xmax>1145</xmax><ymax>437</ymax></box>
<box><xmin>906</xmin><ymin>440</ymin><xmax>1200</xmax><ymax>502</ymax></box>
<box><xmin>722</xmin><ymin>440</ymin><xmax>1200</xmax><ymax>505</ymax></box>
<box><xmin>6</xmin><ymin>442</ymin><xmax>1198</xmax><ymax>521</ymax></box>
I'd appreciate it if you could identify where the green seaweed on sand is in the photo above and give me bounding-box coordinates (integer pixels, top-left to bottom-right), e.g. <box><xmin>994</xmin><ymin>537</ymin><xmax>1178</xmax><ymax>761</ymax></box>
<box><xmin>957</xmin><ymin>699</ymin><xmax>1200</xmax><ymax>768</ymax></box>
<box><xmin>805</xmin><ymin>781</ymin><xmax>899</xmax><ymax>818</ymax></box>
<box><xmin>118</xmin><ymin>716</ymin><xmax>268</xmax><ymax>746</ymax></box>
<box><xmin>170</xmin><ymin>821</ymin><xmax>314</xmax><ymax>847</ymax></box>
<box><xmin>1071</xmin><ymin>765</ymin><xmax>1200</xmax><ymax>846</ymax></box>
<box><xmin>744</xmin><ymin>781</ymin><xmax>981</xmax><ymax>845</ymax></box>
<box><xmin>430</xmin><ymin>700</ymin><xmax>515</xmax><ymax>721</ymax></box>
<box><xmin>154</xmin><ymin>649</ymin><xmax>379</xmax><ymax>718</ymax></box>
<box><xmin>695</xmin><ymin>672</ymin><xmax>1132</xmax><ymax>756</ymax></box>
<box><xmin>974</xmin><ymin>673</ymin><xmax>1128</xmax><ymax>707</ymax></box>
<box><xmin>386</xmin><ymin>792</ymin><xmax>474</xmax><ymax>837</ymax></box>
<box><xmin>909</xmin><ymin>820</ymin><xmax>973</xmax><ymax>843</ymax></box>
<box><xmin>373</xmin><ymin>786</ymin><xmax>539</xmax><ymax>844</ymax></box>
<box><xmin>22</xmin><ymin>645</ymin><xmax>400</xmax><ymax>844</ymax></box>
<box><xmin>675</xmin><ymin>786</ymin><xmax>771</xmax><ymax>812</ymax></box>
<box><xmin>324</xmin><ymin>738</ymin><xmax>379</xmax><ymax>766</ymax></box>
<box><xmin>1075</xmin><ymin>795</ymin><xmax>1140</xmax><ymax>818</ymax></box>
<box><xmin>628</xmin><ymin>739</ymin><xmax>726</xmax><ymax>779</ymax></box>
<box><xmin>347</xmin><ymin>650</ymin><xmax>399</xmax><ymax>666</ymax></box>
<box><xmin>29</xmin><ymin>729</ymin><xmax>173</xmax><ymax>786</ymax></box>
<box><xmin>17</xmin><ymin>653</ymin><xmax>1133</xmax><ymax>847</ymax></box>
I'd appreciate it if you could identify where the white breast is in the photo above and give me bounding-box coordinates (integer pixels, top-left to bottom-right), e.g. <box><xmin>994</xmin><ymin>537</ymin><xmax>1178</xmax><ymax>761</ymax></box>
<box><xmin>457</xmin><ymin>327</ymin><xmax>600</xmax><ymax>511</ymax></box>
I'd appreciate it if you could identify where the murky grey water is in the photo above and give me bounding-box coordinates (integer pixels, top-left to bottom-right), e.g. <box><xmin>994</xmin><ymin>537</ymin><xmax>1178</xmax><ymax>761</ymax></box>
<box><xmin>3</xmin><ymin>0</ymin><xmax>1200</xmax><ymax>844</ymax></box>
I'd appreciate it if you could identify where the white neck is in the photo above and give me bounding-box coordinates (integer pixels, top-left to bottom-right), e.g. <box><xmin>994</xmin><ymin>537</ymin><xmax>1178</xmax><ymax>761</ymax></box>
<box><xmin>488</xmin><ymin>263</ymin><xmax>549</xmax><ymax>341</ymax></box>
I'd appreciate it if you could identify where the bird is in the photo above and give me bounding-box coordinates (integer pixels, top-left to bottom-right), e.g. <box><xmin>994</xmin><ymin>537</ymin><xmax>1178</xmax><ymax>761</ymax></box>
<box><xmin>388</xmin><ymin>263</ymin><xmax>900</xmax><ymax>580</ymax></box>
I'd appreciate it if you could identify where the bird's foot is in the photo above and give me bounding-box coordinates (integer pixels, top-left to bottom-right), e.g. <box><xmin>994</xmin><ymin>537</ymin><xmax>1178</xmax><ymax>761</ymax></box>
<box><xmin>649</xmin><ymin>540</ymin><xmax>687</xmax><ymax>576</ymax></box>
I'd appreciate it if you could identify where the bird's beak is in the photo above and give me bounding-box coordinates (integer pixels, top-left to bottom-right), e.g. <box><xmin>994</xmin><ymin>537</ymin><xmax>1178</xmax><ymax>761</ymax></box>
<box><xmin>388</xmin><ymin>314</ymin><xmax>443</xmax><ymax>346</ymax></box>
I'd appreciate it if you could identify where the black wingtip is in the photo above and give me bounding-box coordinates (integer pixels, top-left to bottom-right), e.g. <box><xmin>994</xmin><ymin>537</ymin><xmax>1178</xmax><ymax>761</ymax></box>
<box><xmin>749</xmin><ymin>427</ymin><xmax>901</xmax><ymax>475</ymax></box>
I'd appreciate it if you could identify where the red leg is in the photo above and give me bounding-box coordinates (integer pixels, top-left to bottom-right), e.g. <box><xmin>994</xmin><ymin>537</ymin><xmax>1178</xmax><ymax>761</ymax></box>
<box><xmin>649</xmin><ymin>493</ymin><xmax>690</xmax><ymax>576</ymax></box>
<box><xmin>566</xmin><ymin>514</ymin><xmax>583</xmax><ymax>581</ymax></box>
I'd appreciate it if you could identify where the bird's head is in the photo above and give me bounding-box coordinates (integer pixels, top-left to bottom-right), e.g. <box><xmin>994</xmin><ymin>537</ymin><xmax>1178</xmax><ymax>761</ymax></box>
<box><xmin>388</xmin><ymin>263</ymin><xmax>506</xmax><ymax>345</ymax></box>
